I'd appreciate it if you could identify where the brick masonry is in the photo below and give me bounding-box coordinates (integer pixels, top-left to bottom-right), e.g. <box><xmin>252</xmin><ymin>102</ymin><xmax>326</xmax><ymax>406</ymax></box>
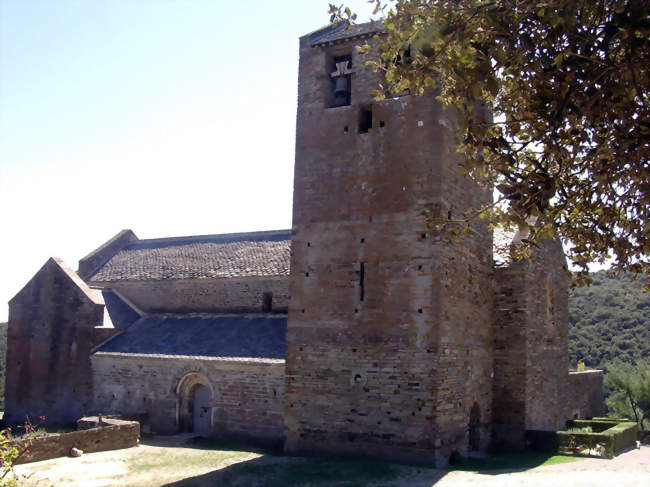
<box><xmin>90</xmin><ymin>353</ymin><xmax>284</xmax><ymax>444</ymax></box>
<box><xmin>102</xmin><ymin>277</ymin><xmax>289</xmax><ymax>314</ymax></box>
<box><xmin>492</xmin><ymin>238</ymin><xmax>569</xmax><ymax>449</ymax></box>
<box><xmin>566</xmin><ymin>370</ymin><xmax>604</xmax><ymax>420</ymax></box>
<box><xmin>285</xmin><ymin>29</ymin><xmax>494</xmax><ymax>465</ymax></box>
<box><xmin>13</xmin><ymin>418</ymin><xmax>139</xmax><ymax>464</ymax></box>
<box><xmin>78</xmin><ymin>230</ymin><xmax>138</xmax><ymax>280</ymax></box>
<box><xmin>4</xmin><ymin>258</ymin><xmax>110</xmax><ymax>425</ymax></box>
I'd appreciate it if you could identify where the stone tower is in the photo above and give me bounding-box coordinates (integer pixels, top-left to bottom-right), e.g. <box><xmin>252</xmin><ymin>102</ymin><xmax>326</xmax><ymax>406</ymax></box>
<box><xmin>284</xmin><ymin>23</ymin><xmax>494</xmax><ymax>465</ymax></box>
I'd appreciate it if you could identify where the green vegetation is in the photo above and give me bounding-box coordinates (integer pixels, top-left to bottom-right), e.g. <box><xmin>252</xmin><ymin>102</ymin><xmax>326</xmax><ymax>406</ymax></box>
<box><xmin>0</xmin><ymin>428</ymin><xmax>20</xmax><ymax>487</ymax></box>
<box><xmin>569</xmin><ymin>271</ymin><xmax>649</xmax><ymax>369</ymax></box>
<box><xmin>605</xmin><ymin>361</ymin><xmax>650</xmax><ymax>429</ymax></box>
<box><xmin>331</xmin><ymin>0</ymin><xmax>650</xmax><ymax>283</ymax></box>
<box><xmin>558</xmin><ymin>419</ymin><xmax>638</xmax><ymax>457</ymax></box>
<box><xmin>212</xmin><ymin>457</ymin><xmax>397</xmax><ymax>487</ymax></box>
<box><xmin>451</xmin><ymin>451</ymin><xmax>578</xmax><ymax>471</ymax></box>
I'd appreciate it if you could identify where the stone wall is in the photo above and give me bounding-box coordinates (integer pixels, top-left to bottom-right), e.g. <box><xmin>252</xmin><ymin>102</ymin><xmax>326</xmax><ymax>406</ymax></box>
<box><xmin>285</xmin><ymin>28</ymin><xmax>493</xmax><ymax>466</ymax></box>
<box><xmin>5</xmin><ymin>258</ymin><xmax>105</xmax><ymax>425</ymax></box>
<box><xmin>492</xmin><ymin>267</ymin><xmax>528</xmax><ymax>449</ymax></box>
<box><xmin>78</xmin><ymin>230</ymin><xmax>138</xmax><ymax>280</ymax></box>
<box><xmin>434</xmin><ymin>130</ymin><xmax>494</xmax><ymax>459</ymax></box>
<box><xmin>14</xmin><ymin>419</ymin><xmax>139</xmax><ymax>464</ymax></box>
<box><xmin>524</xmin><ymin>238</ymin><xmax>569</xmax><ymax>432</ymax></box>
<box><xmin>492</xmin><ymin>238</ymin><xmax>570</xmax><ymax>449</ymax></box>
<box><xmin>566</xmin><ymin>370</ymin><xmax>604</xmax><ymax>420</ymax></box>
<box><xmin>91</xmin><ymin>353</ymin><xmax>284</xmax><ymax>445</ymax></box>
<box><xmin>100</xmin><ymin>277</ymin><xmax>289</xmax><ymax>314</ymax></box>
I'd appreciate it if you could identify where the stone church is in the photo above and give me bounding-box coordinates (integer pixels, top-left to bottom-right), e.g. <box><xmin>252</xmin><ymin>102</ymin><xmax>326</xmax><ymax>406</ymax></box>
<box><xmin>4</xmin><ymin>22</ymin><xmax>602</xmax><ymax>465</ymax></box>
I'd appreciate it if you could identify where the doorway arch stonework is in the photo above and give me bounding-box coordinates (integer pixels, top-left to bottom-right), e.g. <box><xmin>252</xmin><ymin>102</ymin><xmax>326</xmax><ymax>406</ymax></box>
<box><xmin>175</xmin><ymin>372</ymin><xmax>214</xmax><ymax>434</ymax></box>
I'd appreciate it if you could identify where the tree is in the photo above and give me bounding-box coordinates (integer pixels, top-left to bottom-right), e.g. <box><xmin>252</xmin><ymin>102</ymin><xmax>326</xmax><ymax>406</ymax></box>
<box><xmin>605</xmin><ymin>361</ymin><xmax>650</xmax><ymax>430</ymax></box>
<box><xmin>330</xmin><ymin>0</ymin><xmax>649</xmax><ymax>285</ymax></box>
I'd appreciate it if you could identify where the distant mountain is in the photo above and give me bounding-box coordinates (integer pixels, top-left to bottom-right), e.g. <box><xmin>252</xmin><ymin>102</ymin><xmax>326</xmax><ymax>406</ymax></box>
<box><xmin>569</xmin><ymin>272</ymin><xmax>649</xmax><ymax>369</ymax></box>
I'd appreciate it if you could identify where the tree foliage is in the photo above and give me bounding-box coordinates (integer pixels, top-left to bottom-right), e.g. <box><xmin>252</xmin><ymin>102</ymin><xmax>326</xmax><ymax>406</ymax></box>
<box><xmin>605</xmin><ymin>361</ymin><xmax>650</xmax><ymax>429</ymax></box>
<box><xmin>0</xmin><ymin>428</ymin><xmax>20</xmax><ymax>487</ymax></box>
<box><xmin>569</xmin><ymin>271</ymin><xmax>649</xmax><ymax>369</ymax></box>
<box><xmin>330</xmin><ymin>0</ymin><xmax>649</xmax><ymax>284</ymax></box>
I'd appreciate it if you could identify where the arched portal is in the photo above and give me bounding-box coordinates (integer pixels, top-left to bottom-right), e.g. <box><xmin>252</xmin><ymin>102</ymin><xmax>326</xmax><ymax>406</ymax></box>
<box><xmin>176</xmin><ymin>372</ymin><xmax>213</xmax><ymax>435</ymax></box>
<box><xmin>468</xmin><ymin>402</ymin><xmax>481</xmax><ymax>452</ymax></box>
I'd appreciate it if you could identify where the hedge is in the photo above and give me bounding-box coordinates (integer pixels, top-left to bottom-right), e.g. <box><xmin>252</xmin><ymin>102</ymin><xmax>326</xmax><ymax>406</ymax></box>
<box><xmin>557</xmin><ymin>420</ymin><xmax>638</xmax><ymax>458</ymax></box>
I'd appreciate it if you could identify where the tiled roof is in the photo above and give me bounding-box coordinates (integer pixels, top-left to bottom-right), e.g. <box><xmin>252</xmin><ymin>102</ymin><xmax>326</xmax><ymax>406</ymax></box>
<box><xmin>96</xmin><ymin>314</ymin><xmax>286</xmax><ymax>359</ymax></box>
<box><xmin>310</xmin><ymin>21</ymin><xmax>382</xmax><ymax>46</ymax></box>
<box><xmin>89</xmin><ymin>230</ymin><xmax>291</xmax><ymax>282</ymax></box>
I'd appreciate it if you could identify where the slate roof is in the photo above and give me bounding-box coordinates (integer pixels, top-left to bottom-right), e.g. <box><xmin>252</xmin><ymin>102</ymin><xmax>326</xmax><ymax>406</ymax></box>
<box><xmin>101</xmin><ymin>290</ymin><xmax>141</xmax><ymax>329</ymax></box>
<box><xmin>96</xmin><ymin>315</ymin><xmax>286</xmax><ymax>359</ymax></box>
<box><xmin>310</xmin><ymin>21</ymin><xmax>382</xmax><ymax>46</ymax></box>
<box><xmin>89</xmin><ymin>230</ymin><xmax>291</xmax><ymax>282</ymax></box>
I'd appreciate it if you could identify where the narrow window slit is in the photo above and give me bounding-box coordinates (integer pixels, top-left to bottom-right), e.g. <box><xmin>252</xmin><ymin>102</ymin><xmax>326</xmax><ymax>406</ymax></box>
<box><xmin>359</xmin><ymin>262</ymin><xmax>365</xmax><ymax>302</ymax></box>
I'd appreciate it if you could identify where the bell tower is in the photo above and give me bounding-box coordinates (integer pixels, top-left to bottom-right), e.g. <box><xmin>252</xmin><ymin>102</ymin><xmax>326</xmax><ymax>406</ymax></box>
<box><xmin>284</xmin><ymin>23</ymin><xmax>494</xmax><ymax>465</ymax></box>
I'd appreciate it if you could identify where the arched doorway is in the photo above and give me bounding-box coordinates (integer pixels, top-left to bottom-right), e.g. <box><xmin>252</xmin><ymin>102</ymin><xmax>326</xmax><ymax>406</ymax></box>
<box><xmin>176</xmin><ymin>372</ymin><xmax>213</xmax><ymax>435</ymax></box>
<box><xmin>468</xmin><ymin>402</ymin><xmax>481</xmax><ymax>452</ymax></box>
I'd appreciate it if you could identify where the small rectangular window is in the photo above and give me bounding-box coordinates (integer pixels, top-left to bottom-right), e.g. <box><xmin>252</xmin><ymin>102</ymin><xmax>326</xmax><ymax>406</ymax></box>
<box><xmin>263</xmin><ymin>292</ymin><xmax>273</xmax><ymax>312</ymax></box>
<box><xmin>358</xmin><ymin>107</ymin><xmax>372</xmax><ymax>133</ymax></box>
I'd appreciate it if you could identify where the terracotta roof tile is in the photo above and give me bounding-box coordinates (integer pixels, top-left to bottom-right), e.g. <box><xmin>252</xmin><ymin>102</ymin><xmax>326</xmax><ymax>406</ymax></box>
<box><xmin>89</xmin><ymin>230</ymin><xmax>290</xmax><ymax>282</ymax></box>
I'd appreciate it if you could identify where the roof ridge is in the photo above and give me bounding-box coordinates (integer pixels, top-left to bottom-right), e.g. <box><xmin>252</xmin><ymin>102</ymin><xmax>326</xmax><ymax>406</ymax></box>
<box><xmin>126</xmin><ymin>229</ymin><xmax>291</xmax><ymax>248</ymax></box>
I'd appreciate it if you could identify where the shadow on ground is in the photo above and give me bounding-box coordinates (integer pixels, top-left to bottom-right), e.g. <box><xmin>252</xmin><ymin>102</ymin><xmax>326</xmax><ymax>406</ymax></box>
<box><xmin>154</xmin><ymin>436</ymin><xmax>577</xmax><ymax>487</ymax></box>
<box><xmin>162</xmin><ymin>454</ymin><xmax>447</xmax><ymax>487</ymax></box>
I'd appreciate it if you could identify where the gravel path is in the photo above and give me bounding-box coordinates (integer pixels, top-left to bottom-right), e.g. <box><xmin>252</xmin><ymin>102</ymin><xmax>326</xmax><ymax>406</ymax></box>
<box><xmin>417</xmin><ymin>446</ymin><xmax>650</xmax><ymax>487</ymax></box>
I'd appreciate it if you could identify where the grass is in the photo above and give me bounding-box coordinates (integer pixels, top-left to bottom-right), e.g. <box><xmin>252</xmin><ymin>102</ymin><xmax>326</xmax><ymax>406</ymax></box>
<box><xmin>212</xmin><ymin>457</ymin><xmax>397</xmax><ymax>487</ymax></box>
<box><xmin>9</xmin><ymin>423</ymin><xmax>75</xmax><ymax>439</ymax></box>
<box><xmin>126</xmin><ymin>447</ymin><xmax>252</xmax><ymax>475</ymax></box>
<box><xmin>450</xmin><ymin>451</ymin><xmax>580</xmax><ymax>472</ymax></box>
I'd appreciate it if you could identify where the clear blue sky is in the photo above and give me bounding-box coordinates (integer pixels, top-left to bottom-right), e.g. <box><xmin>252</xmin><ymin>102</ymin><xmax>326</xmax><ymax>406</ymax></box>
<box><xmin>0</xmin><ymin>0</ymin><xmax>378</xmax><ymax>321</ymax></box>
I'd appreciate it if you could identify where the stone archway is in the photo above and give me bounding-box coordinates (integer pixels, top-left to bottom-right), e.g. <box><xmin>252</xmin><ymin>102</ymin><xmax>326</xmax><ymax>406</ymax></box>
<box><xmin>468</xmin><ymin>402</ymin><xmax>481</xmax><ymax>452</ymax></box>
<box><xmin>175</xmin><ymin>372</ymin><xmax>213</xmax><ymax>435</ymax></box>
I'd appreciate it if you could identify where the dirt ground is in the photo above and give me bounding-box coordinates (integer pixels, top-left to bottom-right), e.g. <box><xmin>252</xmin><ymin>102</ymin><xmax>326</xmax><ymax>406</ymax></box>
<box><xmin>16</xmin><ymin>435</ymin><xmax>650</xmax><ymax>487</ymax></box>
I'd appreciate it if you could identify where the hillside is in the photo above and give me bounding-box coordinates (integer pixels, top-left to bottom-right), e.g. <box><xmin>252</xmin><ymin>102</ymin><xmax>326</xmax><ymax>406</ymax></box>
<box><xmin>569</xmin><ymin>272</ymin><xmax>649</xmax><ymax>369</ymax></box>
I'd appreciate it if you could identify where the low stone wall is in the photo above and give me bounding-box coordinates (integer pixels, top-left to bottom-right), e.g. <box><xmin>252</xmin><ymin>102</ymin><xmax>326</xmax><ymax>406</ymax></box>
<box><xmin>13</xmin><ymin>418</ymin><xmax>139</xmax><ymax>464</ymax></box>
<box><xmin>566</xmin><ymin>370</ymin><xmax>604</xmax><ymax>421</ymax></box>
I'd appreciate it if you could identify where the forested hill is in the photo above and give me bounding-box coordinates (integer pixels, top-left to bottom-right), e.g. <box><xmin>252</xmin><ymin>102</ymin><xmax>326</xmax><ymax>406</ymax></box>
<box><xmin>569</xmin><ymin>272</ymin><xmax>649</xmax><ymax>369</ymax></box>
